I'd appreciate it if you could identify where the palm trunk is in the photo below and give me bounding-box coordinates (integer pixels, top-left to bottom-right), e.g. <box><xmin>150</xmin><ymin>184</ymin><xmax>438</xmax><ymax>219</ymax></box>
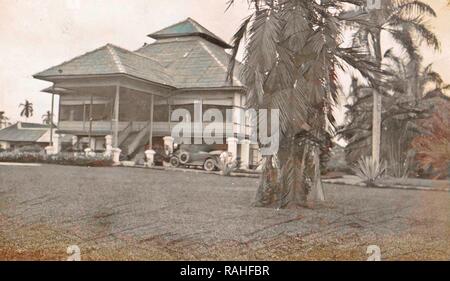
<box><xmin>312</xmin><ymin>146</ymin><xmax>325</xmax><ymax>202</ymax></box>
<box><xmin>254</xmin><ymin>140</ymin><xmax>309</xmax><ymax>208</ymax></box>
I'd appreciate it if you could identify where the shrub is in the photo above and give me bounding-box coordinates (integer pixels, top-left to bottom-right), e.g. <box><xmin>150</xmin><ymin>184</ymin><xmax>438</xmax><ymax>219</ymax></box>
<box><xmin>353</xmin><ymin>156</ymin><xmax>386</xmax><ymax>186</ymax></box>
<box><xmin>217</xmin><ymin>152</ymin><xmax>238</xmax><ymax>176</ymax></box>
<box><xmin>16</xmin><ymin>145</ymin><xmax>44</xmax><ymax>153</ymax></box>
<box><xmin>0</xmin><ymin>151</ymin><xmax>113</xmax><ymax>167</ymax></box>
<box><xmin>412</xmin><ymin>112</ymin><xmax>450</xmax><ymax>179</ymax></box>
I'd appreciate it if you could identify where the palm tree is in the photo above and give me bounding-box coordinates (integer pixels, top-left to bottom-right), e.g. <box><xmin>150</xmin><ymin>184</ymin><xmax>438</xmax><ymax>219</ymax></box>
<box><xmin>19</xmin><ymin>100</ymin><xmax>34</xmax><ymax>120</ymax></box>
<box><xmin>42</xmin><ymin>111</ymin><xmax>54</xmax><ymax>126</ymax></box>
<box><xmin>227</xmin><ymin>0</ymin><xmax>379</xmax><ymax>208</ymax></box>
<box><xmin>340</xmin><ymin>0</ymin><xmax>440</xmax><ymax>164</ymax></box>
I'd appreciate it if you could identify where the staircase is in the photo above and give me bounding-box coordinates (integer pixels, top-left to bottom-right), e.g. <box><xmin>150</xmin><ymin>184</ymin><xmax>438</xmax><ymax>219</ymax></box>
<box><xmin>119</xmin><ymin>122</ymin><xmax>151</xmax><ymax>160</ymax></box>
<box><xmin>119</xmin><ymin>132</ymin><xmax>139</xmax><ymax>158</ymax></box>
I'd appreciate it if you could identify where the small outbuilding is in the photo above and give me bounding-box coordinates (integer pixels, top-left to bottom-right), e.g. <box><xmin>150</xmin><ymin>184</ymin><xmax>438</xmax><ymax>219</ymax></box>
<box><xmin>0</xmin><ymin>122</ymin><xmax>53</xmax><ymax>151</ymax></box>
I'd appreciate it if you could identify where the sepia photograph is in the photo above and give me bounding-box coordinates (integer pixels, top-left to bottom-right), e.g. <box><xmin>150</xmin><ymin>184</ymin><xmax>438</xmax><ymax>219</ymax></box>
<box><xmin>0</xmin><ymin>0</ymin><xmax>449</xmax><ymax>272</ymax></box>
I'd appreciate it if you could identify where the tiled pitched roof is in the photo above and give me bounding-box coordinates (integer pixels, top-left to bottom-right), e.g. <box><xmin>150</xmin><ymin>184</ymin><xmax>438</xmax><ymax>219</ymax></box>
<box><xmin>136</xmin><ymin>37</ymin><xmax>243</xmax><ymax>89</ymax></box>
<box><xmin>148</xmin><ymin>18</ymin><xmax>231</xmax><ymax>49</ymax></box>
<box><xmin>0</xmin><ymin>123</ymin><xmax>50</xmax><ymax>143</ymax></box>
<box><xmin>34</xmin><ymin>19</ymin><xmax>244</xmax><ymax>90</ymax></box>
<box><xmin>34</xmin><ymin>44</ymin><xmax>173</xmax><ymax>87</ymax></box>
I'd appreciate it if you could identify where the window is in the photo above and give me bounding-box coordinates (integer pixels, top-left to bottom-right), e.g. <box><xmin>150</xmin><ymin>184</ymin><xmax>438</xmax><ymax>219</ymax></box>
<box><xmin>60</xmin><ymin>105</ymin><xmax>85</xmax><ymax>121</ymax></box>
<box><xmin>60</xmin><ymin>102</ymin><xmax>112</xmax><ymax>122</ymax></box>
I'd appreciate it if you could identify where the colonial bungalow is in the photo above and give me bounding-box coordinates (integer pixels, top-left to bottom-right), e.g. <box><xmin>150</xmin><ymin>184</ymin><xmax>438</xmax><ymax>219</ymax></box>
<box><xmin>34</xmin><ymin>18</ymin><xmax>259</xmax><ymax>168</ymax></box>
<box><xmin>0</xmin><ymin>122</ymin><xmax>55</xmax><ymax>151</ymax></box>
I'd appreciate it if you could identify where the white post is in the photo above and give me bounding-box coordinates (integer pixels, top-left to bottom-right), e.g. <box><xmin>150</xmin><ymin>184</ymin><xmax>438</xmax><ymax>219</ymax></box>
<box><xmin>227</xmin><ymin>137</ymin><xmax>238</xmax><ymax>161</ymax></box>
<box><xmin>46</xmin><ymin>132</ymin><xmax>61</xmax><ymax>155</ymax></box>
<box><xmin>53</xmin><ymin>133</ymin><xmax>61</xmax><ymax>154</ymax></box>
<box><xmin>145</xmin><ymin>149</ymin><xmax>156</xmax><ymax>167</ymax></box>
<box><xmin>163</xmin><ymin>136</ymin><xmax>175</xmax><ymax>167</ymax></box>
<box><xmin>240</xmin><ymin>139</ymin><xmax>251</xmax><ymax>170</ymax></box>
<box><xmin>149</xmin><ymin>94</ymin><xmax>154</xmax><ymax>149</ymax></box>
<box><xmin>89</xmin><ymin>137</ymin><xmax>96</xmax><ymax>151</ymax></box>
<box><xmin>112</xmin><ymin>148</ymin><xmax>122</xmax><ymax>165</ymax></box>
<box><xmin>163</xmin><ymin>136</ymin><xmax>175</xmax><ymax>155</ymax></box>
<box><xmin>312</xmin><ymin>147</ymin><xmax>325</xmax><ymax>202</ymax></box>
<box><xmin>105</xmin><ymin>135</ymin><xmax>113</xmax><ymax>156</ymax></box>
<box><xmin>114</xmin><ymin>85</ymin><xmax>120</xmax><ymax>148</ymax></box>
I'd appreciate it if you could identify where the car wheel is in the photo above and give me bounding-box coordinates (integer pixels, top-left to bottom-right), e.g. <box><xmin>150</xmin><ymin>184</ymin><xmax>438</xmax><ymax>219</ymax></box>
<box><xmin>170</xmin><ymin>156</ymin><xmax>180</xmax><ymax>167</ymax></box>
<box><xmin>179</xmin><ymin>151</ymin><xmax>190</xmax><ymax>164</ymax></box>
<box><xmin>203</xmin><ymin>158</ymin><xmax>216</xmax><ymax>172</ymax></box>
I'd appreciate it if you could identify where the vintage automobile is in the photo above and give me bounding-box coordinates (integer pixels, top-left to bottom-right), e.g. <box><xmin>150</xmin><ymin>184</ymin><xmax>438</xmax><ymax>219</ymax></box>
<box><xmin>168</xmin><ymin>145</ymin><xmax>224</xmax><ymax>171</ymax></box>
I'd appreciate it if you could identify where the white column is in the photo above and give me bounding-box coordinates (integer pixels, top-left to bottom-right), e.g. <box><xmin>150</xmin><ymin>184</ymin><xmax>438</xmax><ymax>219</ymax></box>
<box><xmin>240</xmin><ymin>139</ymin><xmax>251</xmax><ymax>170</ymax></box>
<box><xmin>162</xmin><ymin>136</ymin><xmax>175</xmax><ymax>167</ymax></box>
<box><xmin>105</xmin><ymin>135</ymin><xmax>113</xmax><ymax>155</ymax></box>
<box><xmin>114</xmin><ymin>85</ymin><xmax>120</xmax><ymax>148</ymax></box>
<box><xmin>112</xmin><ymin>148</ymin><xmax>122</xmax><ymax>165</ymax></box>
<box><xmin>227</xmin><ymin>137</ymin><xmax>238</xmax><ymax>161</ymax></box>
<box><xmin>194</xmin><ymin>100</ymin><xmax>203</xmax><ymax>144</ymax></box>
<box><xmin>145</xmin><ymin>149</ymin><xmax>156</xmax><ymax>167</ymax></box>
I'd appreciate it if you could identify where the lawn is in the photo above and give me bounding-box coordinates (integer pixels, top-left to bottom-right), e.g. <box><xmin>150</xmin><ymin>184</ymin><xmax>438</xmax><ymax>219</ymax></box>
<box><xmin>0</xmin><ymin>164</ymin><xmax>449</xmax><ymax>260</ymax></box>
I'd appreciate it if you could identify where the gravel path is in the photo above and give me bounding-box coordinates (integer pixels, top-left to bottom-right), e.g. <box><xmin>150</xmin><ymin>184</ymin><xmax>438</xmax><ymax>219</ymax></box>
<box><xmin>0</xmin><ymin>164</ymin><xmax>449</xmax><ymax>260</ymax></box>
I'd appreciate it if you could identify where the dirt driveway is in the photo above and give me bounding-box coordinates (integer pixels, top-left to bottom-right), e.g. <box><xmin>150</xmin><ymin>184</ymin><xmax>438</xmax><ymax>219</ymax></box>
<box><xmin>0</xmin><ymin>164</ymin><xmax>449</xmax><ymax>260</ymax></box>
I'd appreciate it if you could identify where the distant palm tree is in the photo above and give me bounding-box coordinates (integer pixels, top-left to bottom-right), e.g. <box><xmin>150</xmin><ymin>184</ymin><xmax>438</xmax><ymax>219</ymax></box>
<box><xmin>42</xmin><ymin>111</ymin><xmax>54</xmax><ymax>126</ymax></box>
<box><xmin>341</xmin><ymin>0</ymin><xmax>440</xmax><ymax>164</ymax></box>
<box><xmin>0</xmin><ymin>111</ymin><xmax>9</xmax><ymax>128</ymax></box>
<box><xmin>19</xmin><ymin>100</ymin><xmax>34</xmax><ymax>119</ymax></box>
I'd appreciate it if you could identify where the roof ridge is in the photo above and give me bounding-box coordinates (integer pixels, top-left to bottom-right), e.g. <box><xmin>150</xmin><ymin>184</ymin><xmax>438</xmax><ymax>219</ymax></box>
<box><xmin>197</xmin><ymin>39</ymin><xmax>242</xmax><ymax>86</ymax></box>
<box><xmin>34</xmin><ymin>44</ymin><xmax>114</xmax><ymax>78</ymax></box>
<box><xmin>107</xmin><ymin>43</ymin><xmax>168</xmax><ymax>70</ymax></box>
<box><xmin>147</xmin><ymin>17</ymin><xmax>231</xmax><ymax>49</ymax></box>
<box><xmin>147</xmin><ymin>17</ymin><xmax>191</xmax><ymax>39</ymax></box>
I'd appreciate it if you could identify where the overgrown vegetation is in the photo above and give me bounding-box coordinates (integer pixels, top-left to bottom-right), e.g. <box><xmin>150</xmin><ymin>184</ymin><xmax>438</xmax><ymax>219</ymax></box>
<box><xmin>227</xmin><ymin>0</ymin><xmax>445</xmax><ymax>207</ymax></box>
<box><xmin>0</xmin><ymin>152</ymin><xmax>113</xmax><ymax>167</ymax></box>
<box><xmin>353</xmin><ymin>156</ymin><xmax>386</xmax><ymax>186</ymax></box>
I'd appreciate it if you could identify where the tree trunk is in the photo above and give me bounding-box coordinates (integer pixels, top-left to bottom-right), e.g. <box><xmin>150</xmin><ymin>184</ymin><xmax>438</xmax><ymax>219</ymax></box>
<box><xmin>254</xmin><ymin>155</ymin><xmax>280</xmax><ymax>207</ymax></box>
<box><xmin>312</xmin><ymin>146</ymin><xmax>325</xmax><ymax>202</ymax></box>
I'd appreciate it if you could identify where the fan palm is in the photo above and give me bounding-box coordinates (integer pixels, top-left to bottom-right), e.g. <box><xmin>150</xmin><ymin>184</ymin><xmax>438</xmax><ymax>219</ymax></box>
<box><xmin>227</xmin><ymin>0</ymin><xmax>380</xmax><ymax>208</ymax></box>
<box><xmin>19</xmin><ymin>100</ymin><xmax>34</xmax><ymax>119</ymax></box>
<box><xmin>340</xmin><ymin>49</ymin><xmax>447</xmax><ymax>177</ymax></box>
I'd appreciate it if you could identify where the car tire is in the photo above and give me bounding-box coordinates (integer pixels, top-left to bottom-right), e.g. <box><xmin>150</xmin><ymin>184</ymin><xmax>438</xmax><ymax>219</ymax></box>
<box><xmin>179</xmin><ymin>151</ymin><xmax>190</xmax><ymax>164</ymax></box>
<box><xmin>170</xmin><ymin>156</ymin><xmax>180</xmax><ymax>167</ymax></box>
<box><xmin>203</xmin><ymin>158</ymin><xmax>216</xmax><ymax>172</ymax></box>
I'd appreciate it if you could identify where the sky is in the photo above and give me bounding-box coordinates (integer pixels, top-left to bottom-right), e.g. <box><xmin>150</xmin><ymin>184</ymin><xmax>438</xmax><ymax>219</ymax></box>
<box><xmin>0</xmin><ymin>0</ymin><xmax>449</xmax><ymax>125</ymax></box>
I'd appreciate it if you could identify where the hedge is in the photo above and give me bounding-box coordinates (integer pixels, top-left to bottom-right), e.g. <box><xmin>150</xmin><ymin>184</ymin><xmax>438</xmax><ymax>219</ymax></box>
<box><xmin>0</xmin><ymin>152</ymin><xmax>113</xmax><ymax>167</ymax></box>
